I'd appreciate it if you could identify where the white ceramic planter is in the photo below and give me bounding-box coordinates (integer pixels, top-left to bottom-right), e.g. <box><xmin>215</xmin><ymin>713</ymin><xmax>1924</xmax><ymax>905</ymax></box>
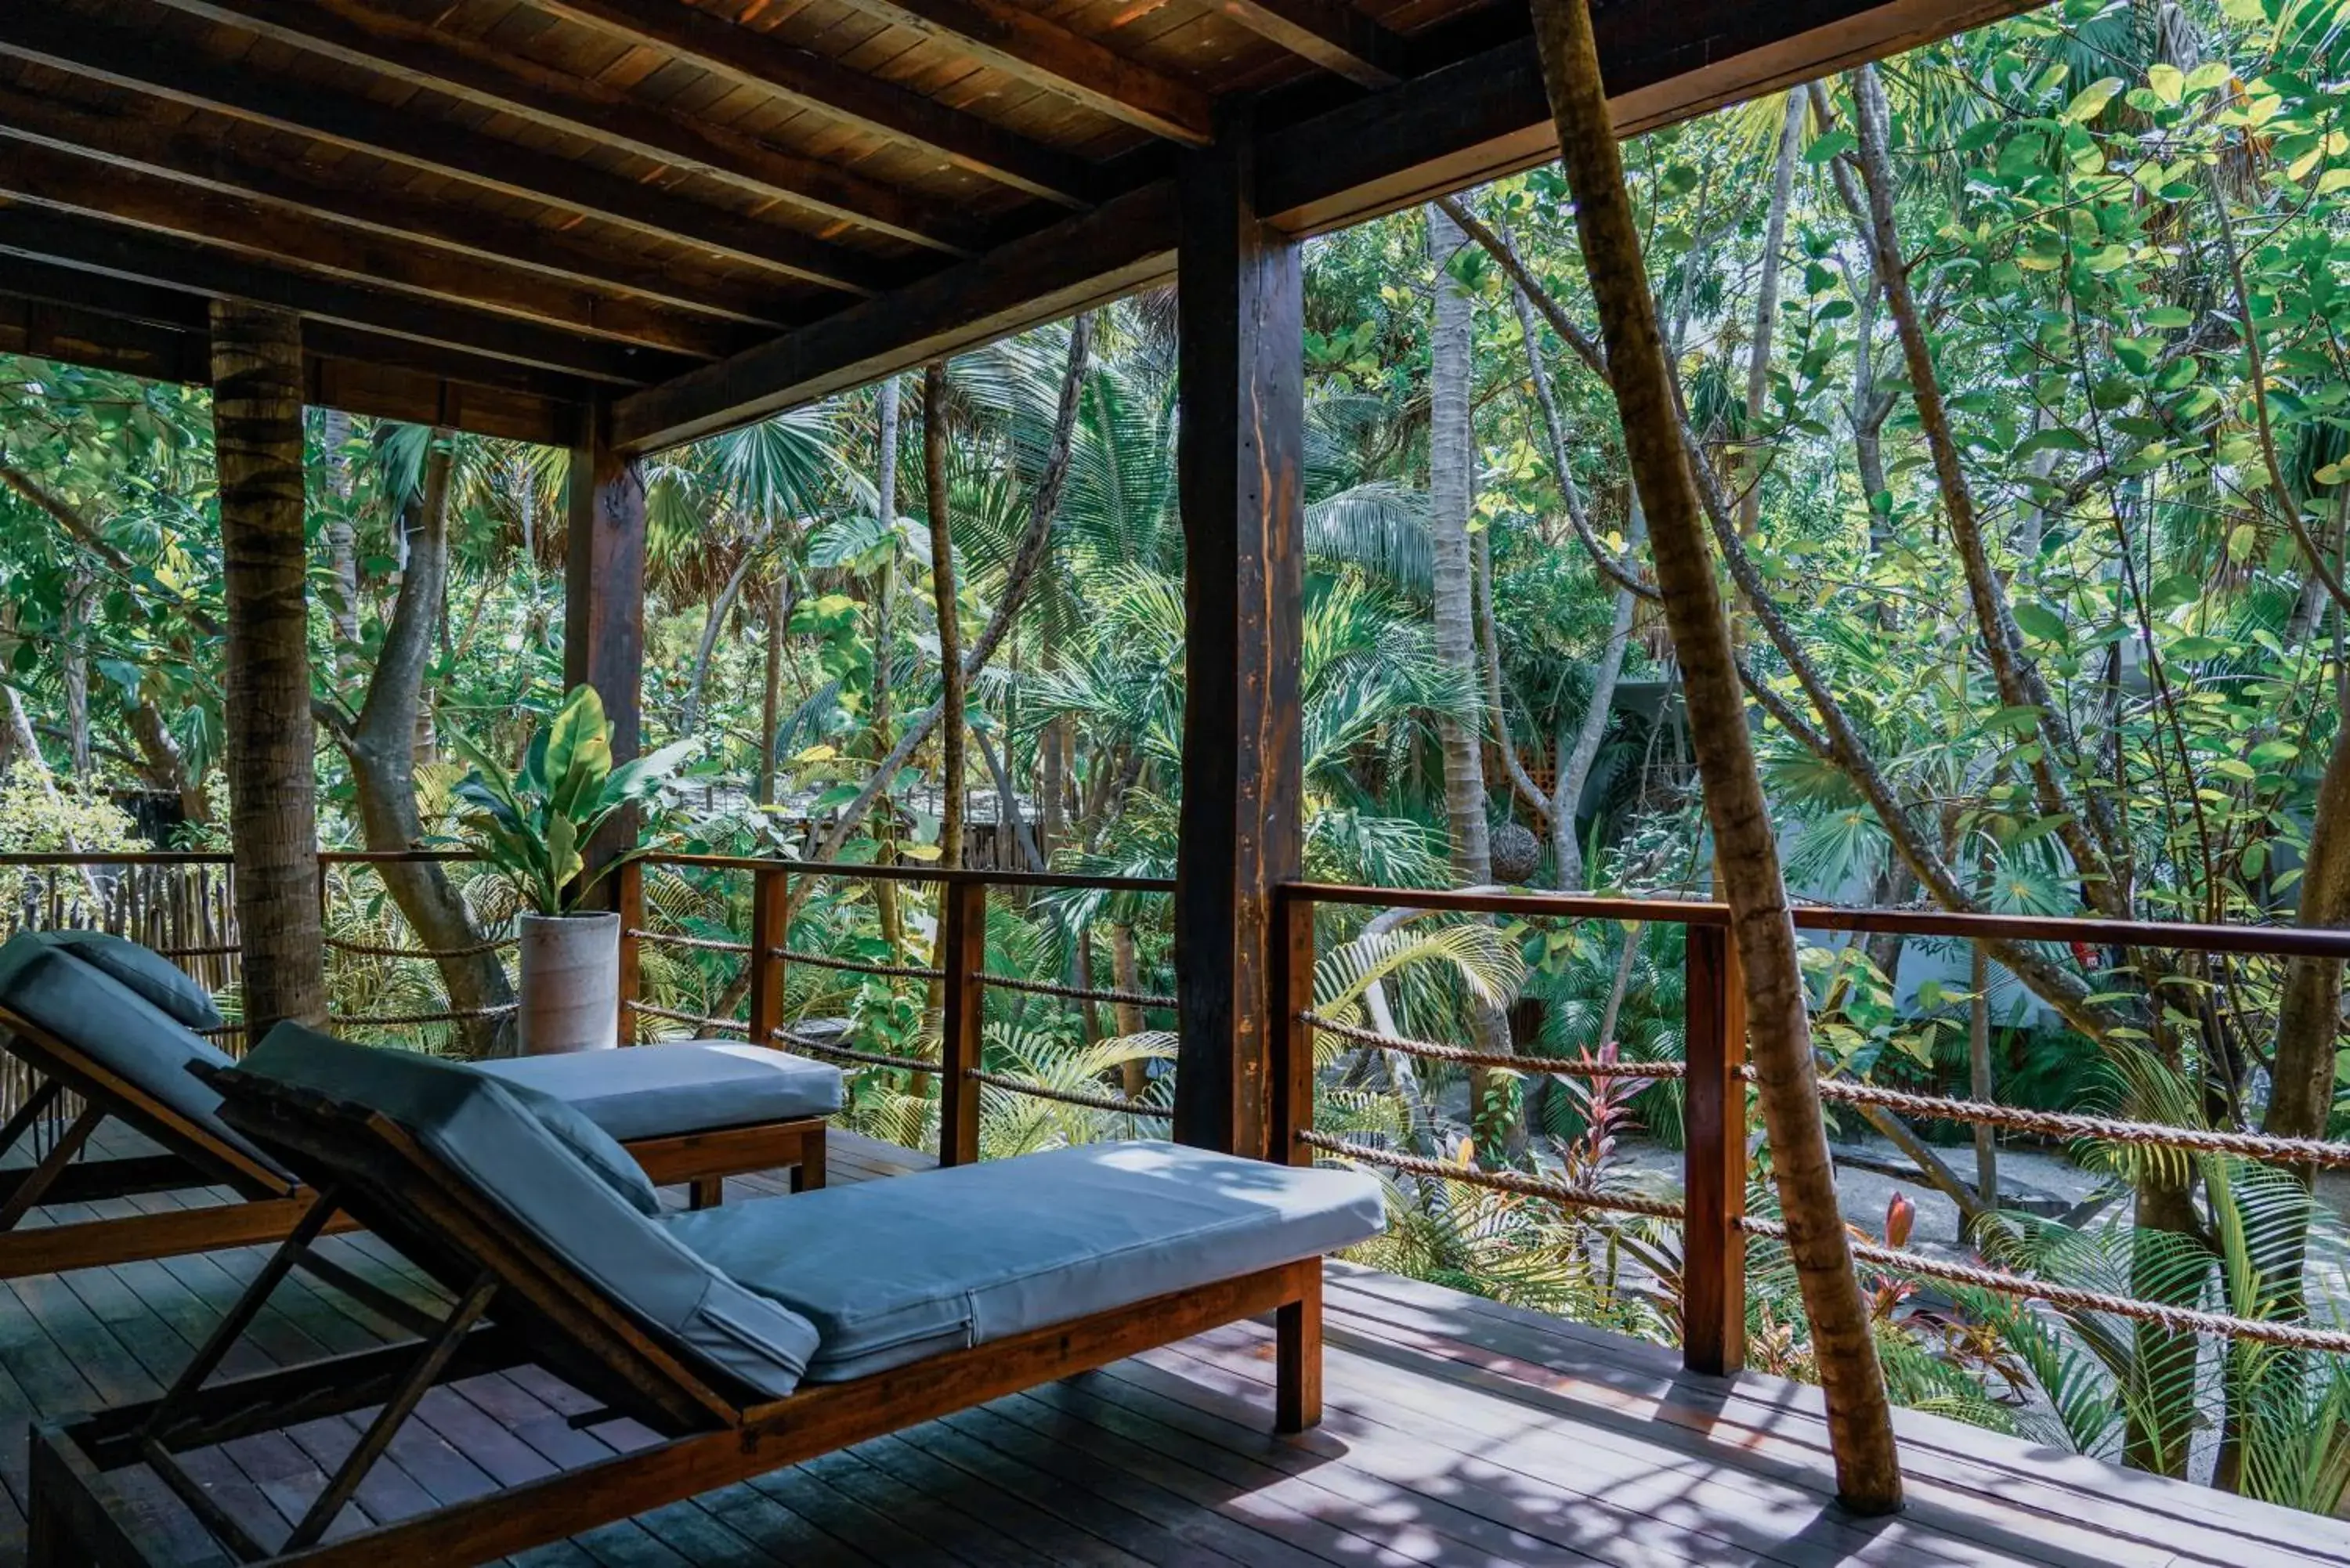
<box><xmin>517</xmin><ymin>911</ymin><xmax>620</xmax><ymax>1054</ymax></box>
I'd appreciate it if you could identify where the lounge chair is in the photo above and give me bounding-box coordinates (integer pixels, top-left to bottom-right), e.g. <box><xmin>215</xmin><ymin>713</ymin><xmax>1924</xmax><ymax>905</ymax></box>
<box><xmin>0</xmin><ymin>930</ymin><xmax>838</xmax><ymax>1277</ymax></box>
<box><xmin>29</xmin><ymin>1022</ymin><xmax>1382</xmax><ymax>1568</ymax></box>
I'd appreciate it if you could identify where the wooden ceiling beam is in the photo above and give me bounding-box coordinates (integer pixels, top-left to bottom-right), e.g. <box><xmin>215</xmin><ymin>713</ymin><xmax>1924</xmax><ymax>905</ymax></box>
<box><xmin>841</xmin><ymin>0</ymin><xmax>1213</xmax><ymax>144</ymax></box>
<box><xmin>0</xmin><ymin>203</ymin><xmax>687</xmax><ymax>385</ymax></box>
<box><xmin>0</xmin><ymin>253</ymin><xmax>598</xmax><ymax>408</ymax></box>
<box><xmin>0</xmin><ymin>7</ymin><xmax>902</xmax><ymax>298</ymax></box>
<box><xmin>143</xmin><ymin>0</ymin><xmax>974</xmax><ymax>256</ymax></box>
<box><xmin>0</xmin><ymin>80</ymin><xmax>795</xmax><ymax>330</ymax></box>
<box><xmin>610</xmin><ymin>0</ymin><xmax>2052</xmax><ymax>455</ymax></box>
<box><xmin>0</xmin><ymin>137</ymin><xmax>755</xmax><ymax>360</ymax></box>
<box><xmin>526</xmin><ymin>0</ymin><xmax>1098</xmax><ymax>207</ymax></box>
<box><xmin>1207</xmin><ymin>0</ymin><xmax>1405</xmax><ymax>89</ymax></box>
<box><xmin>1256</xmin><ymin>0</ymin><xmax>2048</xmax><ymax>232</ymax></box>
<box><xmin>611</xmin><ymin>182</ymin><xmax>1178</xmax><ymax>453</ymax></box>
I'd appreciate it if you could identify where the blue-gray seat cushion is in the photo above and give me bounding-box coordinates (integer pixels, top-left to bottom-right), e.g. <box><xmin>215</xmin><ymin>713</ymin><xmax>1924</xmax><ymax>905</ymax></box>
<box><xmin>661</xmin><ymin>1140</ymin><xmax>1386</xmax><ymax>1382</ymax></box>
<box><xmin>0</xmin><ymin>933</ymin><xmax>288</xmax><ymax>1184</ymax></box>
<box><xmin>476</xmin><ymin>1042</ymin><xmax>841</xmax><ymax>1142</ymax></box>
<box><xmin>231</xmin><ymin>1025</ymin><xmax>821</xmax><ymax>1400</ymax></box>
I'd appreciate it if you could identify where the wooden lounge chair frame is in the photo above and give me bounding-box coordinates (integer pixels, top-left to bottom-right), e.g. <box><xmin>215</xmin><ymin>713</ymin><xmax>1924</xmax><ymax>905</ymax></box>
<box><xmin>27</xmin><ymin>1066</ymin><xmax>1322</xmax><ymax>1568</ymax></box>
<box><xmin>0</xmin><ymin>1001</ymin><xmax>827</xmax><ymax>1280</ymax></box>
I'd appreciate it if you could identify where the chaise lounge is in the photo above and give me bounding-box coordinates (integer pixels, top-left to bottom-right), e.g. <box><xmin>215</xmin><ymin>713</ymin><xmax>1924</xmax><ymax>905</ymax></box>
<box><xmin>28</xmin><ymin>1022</ymin><xmax>1383</xmax><ymax>1568</ymax></box>
<box><xmin>0</xmin><ymin>930</ymin><xmax>839</xmax><ymax>1277</ymax></box>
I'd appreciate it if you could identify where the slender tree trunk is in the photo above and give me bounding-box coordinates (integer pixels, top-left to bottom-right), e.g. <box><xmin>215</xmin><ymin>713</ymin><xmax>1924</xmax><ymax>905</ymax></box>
<box><xmin>211</xmin><ymin>300</ymin><xmax>326</xmax><ymax>1038</ymax></box>
<box><xmin>806</xmin><ymin>317</ymin><xmax>1092</xmax><ymax>875</ymax></box>
<box><xmin>1429</xmin><ymin>202</ymin><xmax>1517</xmax><ymax>1158</ymax></box>
<box><xmin>925</xmin><ymin>363</ymin><xmax>965</xmax><ymax>873</ymax></box>
<box><xmin>683</xmin><ymin>543</ymin><xmax>763</xmax><ymax>736</ymax></box>
<box><xmin>1527</xmin><ymin>0</ymin><xmax>1903</xmax><ymax>1512</ymax></box>
<box><xmin>1112</xmin><ymin>922</ymin><xmax>1148</xmax><ymax>1097</ymax></box>
<box><xmin>61</xmin><ymin>572</ymin><xmax>89</xmax><ymax>775</ymax></box>
<box><xmin>320</xmin><ymin>406</ymin><xmax>361</xmax><ymax>678</ymax></box>
<box><xmin>330</xmin><ymin>435</ymin><xmax>517</xmax><ymax>1058</ymax></box>
<box><xmin>870</xmin><ymin>377</ymin><xmax>904</xmax><ymax>954</ymax></box>
<box><xmin>1737</xmin><ymin>92</ymin><xmax>1805</xmax><ymax>541</ymax></box>
<box><xmin>127</xmin><ymin>698</ymin><xmax>208</xmax><ymax>824</ymax></box>
<box><xmin>757</xmin><ymin>576</ymin><xmax>789</xmax><ymax>807</ymax></box>
<box><xmin>1969</xmin><ymin>944</ymin><xmax>1996</xmax><ymax>1208</ymax></box>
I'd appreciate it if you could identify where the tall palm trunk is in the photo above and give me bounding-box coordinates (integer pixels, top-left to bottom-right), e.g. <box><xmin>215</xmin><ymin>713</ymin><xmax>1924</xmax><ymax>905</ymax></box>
<box><xmin>870</xmin><ymin>378</ymin><xmax>904</xmax><ymax>955</ymax></box>
<box><xmin>1737</xmin><ymin>92</ymin><xmax>1805</xmax><ymax>540</ymax></box>
<box><xmin>327</xmin><ymin>435</ymin><xmax>516</xmax><ymax>1058</ymax></box>
<box><xmin>62</xmin><ymin>571</ymin><xmax>89</xmax><ymax>775</ymax></box>
<box><xmin>1428</xmin><ymin>202</ymin><xmax>1517</xmax><ymax>1158</ymax></box>
<box><xmin>1524</xmin><ymin>0</ymin><xmax>1902</xmax><ymax>1512</ymax></box>
<box><xmin>211</xmin><ymin>300</ymin><xmax>326</xmax><ymax>1038</ymax></box>
<box><xmin>925</xmin><ymin>363</ymin><xmax>965</xmax><ymax>874</ymax></box>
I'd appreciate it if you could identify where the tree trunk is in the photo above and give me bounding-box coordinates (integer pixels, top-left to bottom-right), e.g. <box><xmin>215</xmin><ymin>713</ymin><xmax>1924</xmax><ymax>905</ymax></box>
<box><xmin>211</xmin><ymin>300</ymin><xmax>326</xmax><ymax>1038</ymax></box>
<box><xmin>683</xmin><ymin>543</ymin><xmax>762</xmax><ymax>737</ymax></box>
<box><xmin>1429</xmin><ymin>201</ymin><xmax>1517</xmax><ymax>1158</ymax></box>
<box><xmin>806</xmin><ymin>316</ymin><xmax>1092</xmax><ymax>874</ymax></box>
<box><xmin>925</xmin><ymin>363</ymin><xmax>965</xmax><ymax>875</ymax></box>
<box><xmin>757</xmin><ymin>576</ymin><xmax>788</xmax><ymax>807</ymax></box>
<box><xmin>127</xmin><ymin>698</ymin><xmax>209</xmax><ymax>824</ymax></box>
<box><xmin>333</xmin><ymin>433</ymin><xmax>517</xmax><ymax>1059</ymax></box>
<box><xmin>320</xmin><ymin>405</ymin><xmax>362</xmax><ymax>679</ymax></box>
<box><xmin>61</xmin><ymin>571</ymin><xmax>89</xmax><ymax>775</ymax></box>
<box><xmin>1526</xmin><ymin>0</ymin><xmax>1903</xmax><ymax>1512</ymax></box>
<box><xmin>1112</xmin><ymin>921</ymin><xmax>1148</xmax><ymax>1097</ymax></box>
<box><xmin>1737</xmin><ymin>91</ymin><xmax>1805</xmax><ymax>540</ymax></box>
<box><xmin>870</xmin><ymin>376</ymin><xmax>904</xmax><ymax>955</ymax></box>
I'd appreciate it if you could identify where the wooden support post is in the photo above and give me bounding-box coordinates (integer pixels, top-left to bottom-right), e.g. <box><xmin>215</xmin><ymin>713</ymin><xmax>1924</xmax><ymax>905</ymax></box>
<box><xmin>1683</xmin><ymin>921</ymin><xmax>1747</xmax><ymax>1376</ymax></box>
<box><xmin>747</xmin><ymin>866</ymin><xmax>790</xmax><ymax>1048</ymax></box>
<box><xmin>1267</xmin><ymin>888</ymin><xmax>1316</xmax><ymax>1168</ymax></box>
<box><xmin>938</xmin><ymin>878</ymin><xmax>987</xmax><ymax>1166</ymax></box>
<box><xmin>211</xmin><ymin>298</ymin><xmax>326</xmax><ymax>1038</ymax></box>
<box><xmin>565</xmin><ymin>399</ymin><xmax>648</xmax><ymax>908</ymax></box>
<box><xmin>613</xmin><ymin>859</ymin><xmax>644</xmax><ymax>1045</ymax></box>
<box><xmin>1173</xmin><ymin>112</ymin><xmax>1304</xmax><ymax>1161</ymax></box>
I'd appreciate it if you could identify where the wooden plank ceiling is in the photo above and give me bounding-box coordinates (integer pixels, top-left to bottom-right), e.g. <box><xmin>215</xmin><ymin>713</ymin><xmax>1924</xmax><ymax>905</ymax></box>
<box><xmin>0</xmin><ymin>0</ymin><xmax>2040</xmax><ymax>448</ymax></box>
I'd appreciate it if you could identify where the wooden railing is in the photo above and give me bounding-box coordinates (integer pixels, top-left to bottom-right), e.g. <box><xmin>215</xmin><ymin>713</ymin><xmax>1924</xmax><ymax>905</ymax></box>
<box><xmin>16</xmin><ymin>847</ymin><xmax>2350</xmax><ymax>1375</ymax></box>
<box><xmin>621</xmin><ymin>853</ymin><xmax>1178</xmax><ymax>1166</ymax></box>
<box><xmin>1274</xmin><ymin>881</ymin><xmax>2350</xmax><ymax>1378</ymax></box>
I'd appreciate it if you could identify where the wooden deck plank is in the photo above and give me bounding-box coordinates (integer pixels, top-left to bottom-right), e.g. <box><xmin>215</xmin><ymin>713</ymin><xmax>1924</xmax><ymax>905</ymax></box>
<box><xmin>5</xmin><ymin>1140</ymin><xmax>2349</xmax><ymax>1568</ymax></box>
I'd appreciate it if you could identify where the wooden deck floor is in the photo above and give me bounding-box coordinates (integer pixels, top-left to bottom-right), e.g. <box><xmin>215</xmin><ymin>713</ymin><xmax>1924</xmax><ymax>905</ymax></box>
<box><xmin>2</xmin><ymin>1130</ymin><xmax>2347</xmax><ymax>1568</ymax></box>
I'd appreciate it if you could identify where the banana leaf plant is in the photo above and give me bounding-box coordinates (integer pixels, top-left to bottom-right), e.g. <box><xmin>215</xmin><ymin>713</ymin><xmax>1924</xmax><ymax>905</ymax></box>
<box><xmin>448</xmin><ymin>684</ymin><xmax>695</xmax><ymax>916</ymax></box>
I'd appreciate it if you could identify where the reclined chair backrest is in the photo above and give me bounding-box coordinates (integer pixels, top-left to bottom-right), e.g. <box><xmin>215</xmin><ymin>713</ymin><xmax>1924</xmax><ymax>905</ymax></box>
<box><xmin>0</xmin><ymin>932</ymin><xmax>291</xmax><ymax>1192</ymax></box>
<box><xmin>219</xmin><ymin>1027</ymin><xmax>822</xmax><ymax>1430</ymax></box>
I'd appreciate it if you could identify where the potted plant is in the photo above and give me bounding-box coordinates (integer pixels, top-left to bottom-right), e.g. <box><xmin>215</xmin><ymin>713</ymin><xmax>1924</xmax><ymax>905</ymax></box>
<box><xmin>450</xmin><ymin>685</ymin><xmax>691</xmax><ymax>1054</ymax></box>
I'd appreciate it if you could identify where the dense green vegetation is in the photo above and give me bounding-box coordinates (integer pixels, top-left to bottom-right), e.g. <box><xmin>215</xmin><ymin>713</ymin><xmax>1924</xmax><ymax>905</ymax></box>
<box><xmin>6</xmin><ymin>0</ymin><xmax>2350</xmax><ymax>1510</ymax></box>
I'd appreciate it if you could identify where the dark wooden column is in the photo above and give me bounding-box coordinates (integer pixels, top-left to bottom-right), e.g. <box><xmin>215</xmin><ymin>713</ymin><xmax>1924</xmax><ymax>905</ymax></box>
<box><xmin>210</xmin><ymin>298</ymin><xmax>326</xmax><ymax>1037</ymax></box>
<box><xmin>1172</xmin><ymin>117</ymin><xmax>1304</xmax><ymax>1159</ymax></box>
<box><xmin>566</xmin><ymin>399</ymin><xmax>648</xmax><ymax>904</ymax></box>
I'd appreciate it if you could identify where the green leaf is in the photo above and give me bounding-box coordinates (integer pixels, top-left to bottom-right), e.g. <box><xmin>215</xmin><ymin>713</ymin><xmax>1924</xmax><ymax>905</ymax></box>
<box><xmin>2146</xmin><ymin>63</ymin><xmax>2185</xmax><ymax>106</ymax></box>
<box><xmin>1805</xmin><ymin>128</ymin><xmax>1856</xmax><ymax>166</ymax></box>
<box><xmin>2013</xmin><ymin>602</ymin><xmax>2069</xmax><ymax>643</ymax></box>
<box><xmin>2062</xmin><ymin>77</ymin><xmax>2125</xmax><ymax>125</ymax></box>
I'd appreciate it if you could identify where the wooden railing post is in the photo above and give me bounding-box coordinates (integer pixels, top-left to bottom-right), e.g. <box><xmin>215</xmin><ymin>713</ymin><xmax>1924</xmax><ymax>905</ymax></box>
<box><xmin>615</xmin><ymin>859</ymin><xmax>644</xmax><ymax>1046</ymax></box>
<box><xmin>938</xmin><ymin>878</ymin><xmax>986</xmax><ymax>1167</ymax></box>
<box><xmin>747</xmin><ymin>866</ymin><xmax>789</xmax><ymax>1049</ymax></box>
<box><xmin>1267</xmin><ymin>887</ymin><xmax>1316</xmax><ymax>1167</ymax></box>
<box><xmin>1682</xmin><ymin>921</ymin><xmax>1746</xmax><ymax>1377</ymax></box>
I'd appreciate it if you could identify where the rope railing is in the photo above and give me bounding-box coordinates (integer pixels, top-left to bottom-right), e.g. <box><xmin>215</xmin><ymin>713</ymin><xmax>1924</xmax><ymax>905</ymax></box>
<box><xmin>1300</xmin><ymin>1011</ymin><xmax>1691</xmax><ymax>1080</ymax></box>
<box><xmin>337</xmin><ymin>1002</ymin><xmax>518</xmax><ymax>1028</ymax></box>
<box><xmin>770</xmin><ymin>1027</ymin><xmax>939</xmax><ymax>1075</ymax></box>
<box><xmin>774</xmin><ymin>948</ymin><xmax>943</xmax><ymax>982</ymax></box>
<box><xmin>1737</xmin><ymin>1216</ymin><xmax>2350</xmax><ymax>1355</ymax></box>
<box><xmin>325</xmin><ymin>933</ymin><xmax>516</xmax><ymax>960</ymax></box>
<box><xmin>1297</xmin><ymin>1130</ymin><xmax>1688</xmax><ymax>1221</ymax></box>
<box><xmin>627</xmin><ymin>1000</ymin><xmax>749</xmax><ymax>1035</ymax></box>
<box><xmin>627</xmin><ymin>928</ymin><xmax>751</xmax><ymax>955</ymax></box>
<box><xmin>982</xmin><ymin>974</ymin><xmax>1178</xmax><ymax>1010</ymax></box>
<box><xmin>1812</xmin><ymin>1079</ymin><xmax>2350</xmax><ymax>1170</ymax></box>
<box><xmin>969</xmin><ymin>1070</ymin><xmax>1173</xmax><ymax>1118</ymax></box>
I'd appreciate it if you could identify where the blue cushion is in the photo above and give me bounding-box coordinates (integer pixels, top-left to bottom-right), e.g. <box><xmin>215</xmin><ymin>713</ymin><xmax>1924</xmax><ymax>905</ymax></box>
<box><xmin>0</xmin><ymin>933</ymin><xmax>288</xmax><ymax>1183</ymax></box>
<box><xmin>231</xmin><ymin>1026</ymin><xmax>821</xmax><ymax>1400</ymax></box>
<box><xmin>476</xmin><ymin>1042</ymin><xmax>841</xmax><ymax>1142</ymax></box>
<box><xmin>41</xmin><ymin>930</ymin><xmax>224</xmax><ymax>1031</ymax></box>
<box><xmin>662</xmin><ymin>1140</ymin><xmax>1386</xmax><ymax>1382</ymax></box>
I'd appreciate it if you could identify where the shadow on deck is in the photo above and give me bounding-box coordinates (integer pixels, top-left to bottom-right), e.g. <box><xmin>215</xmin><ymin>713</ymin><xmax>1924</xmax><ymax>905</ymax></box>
<box><xmin>0</xmin><ymin>1129</ymin><xmax>2345</xmax><ymax>1567</ymax></box>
